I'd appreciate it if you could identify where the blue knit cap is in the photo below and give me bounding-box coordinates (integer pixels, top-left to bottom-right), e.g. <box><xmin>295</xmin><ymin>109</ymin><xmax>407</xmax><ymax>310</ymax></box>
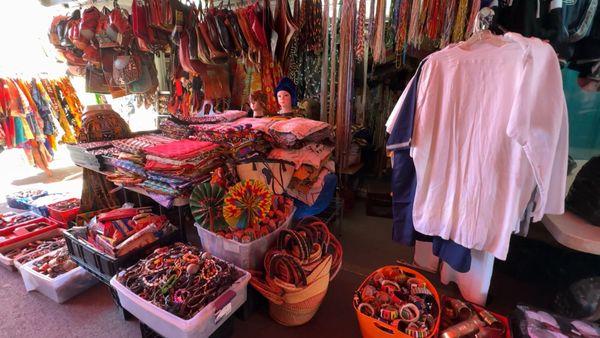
<box><xmin>275</xmin><ymin>77</ymin><xmax>297</xmax><ymax>107</ymax></box>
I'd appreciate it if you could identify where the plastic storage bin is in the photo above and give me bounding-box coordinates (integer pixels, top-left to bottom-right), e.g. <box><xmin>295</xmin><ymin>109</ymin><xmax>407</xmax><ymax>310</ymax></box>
<box><xmin>0</xmin><ymin>228</ymin><xmax>65</xmax><ymax>271</ymax></box>
<box><xmin>19</xmin><ymin>249</ymin><xmax>99</xmax><ymax>303</ymax></box>
<box><xmin>110</xmin><ymin>265</ymin><xmax>251</xmax><ymax>338</ymax></box>
<box><xmin>354</xmin><ymin>265</ymin><xmax>441</xmax><ymax>338</ymax></box>
<box><xmin>0</xmin><ymin>218</ymin><xmax>60</xmax><ymax>248</ymax></box>
<box><xmin>194</xmin><ymin>210</ymin><xmax>294</xmax><ymax>271</ymax></box>
<box><xmin>47</xmin><ymin>198</ymin><xmax>81</xmax><ymax>224</ymax></box>
<box><xmin>6</xmin><ymin>190</ymin><xmax>48</xmax><ymax>210</ymax></box>
<box><xmin>64</xmin><ymin>228</ymin><xmax>180</xmax><ymax>284</ymax></box>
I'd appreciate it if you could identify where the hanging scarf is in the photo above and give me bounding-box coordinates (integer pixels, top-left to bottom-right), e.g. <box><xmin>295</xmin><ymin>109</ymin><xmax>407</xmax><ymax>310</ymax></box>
<box><xmin>355</xmin><ymin>0</ymin><xmax>367</xmax><ymax>61</ymax></box>
<box><xmin>395</xmin><ymin>0</ymin><xmax>411</xmax><ymax>66</ymax></box>
<box><xmin>407</xmin><ymin>0</ymin><xmax>422</xmax><ymax>48</ymax></box>
<box><xmin>440</xmin><ymin>0</ymin><xmax>458</xmax><ymax>47</ymax></box>
<box><xmin>371</xmin><ymin>0</ymin><xmax>387</xmax><ymax>63</ymax></box>
<box><xmin>451</xmin><ymin>0</ymin><xmax>470</xmax><ymax>43</ymax></box>
<box><xmin>466</xmin><ymin>0</ymin><xmax>482</xmax><ymax>37</ymax></box>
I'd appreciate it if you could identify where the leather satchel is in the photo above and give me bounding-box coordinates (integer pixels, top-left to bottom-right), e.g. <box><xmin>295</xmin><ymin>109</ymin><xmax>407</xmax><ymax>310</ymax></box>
<box><xmin>49</xmin><ymin>15</ymin><xmax>68</xmax><ymax>47</ymax></box>
<box><xmin>210</xmin><ymin>8</ymin><xmax>235</xmax><ymax>55</ymax></box>
<box><xmin>223</xmin><ymin>9</ymin><xmax>248</xmax><ymax>56</ymax></box>
<box><xmin>86</xmin><ymin>66</ymin><xmax>110</xmax><ymax>94</ymax></box>
<box><xmin>127</xmin><ymin>54</ymin><xmax>159</xmax><ymax>94</ymax></box>
<box><xmin>80</xmin><ymin>6</ymin><xmax>101</xmax><ymax>41</ymax></box>
<box><xmin>96</xmin><ymin>7</ymin><xmax>118</xmax><ymax>48</ymax></box>
<box><xmin>113</xmin><ymin>54</ymin><xmax>142</xmax><ymax>86</ymax></box>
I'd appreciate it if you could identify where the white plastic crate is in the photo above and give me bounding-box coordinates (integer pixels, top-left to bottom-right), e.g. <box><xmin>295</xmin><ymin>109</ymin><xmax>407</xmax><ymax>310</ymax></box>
<box><xmin>0</xmin><ymin>228</ymin><xmax>65</xmax><ymax>271</ymax></box>
<box><xmin>194</xmin><ymin>209</ymin><xmax>294</xmax><ymax>271</ymax></box>
<box><xmin>110</xmin><ymin>266</ymin><xmax>251</xmax><ymax>338</ymax></box>
<box><xmin>18</xmin><ymin>248</ymin><xmax>98</xmax><ymax>303</ymax></box>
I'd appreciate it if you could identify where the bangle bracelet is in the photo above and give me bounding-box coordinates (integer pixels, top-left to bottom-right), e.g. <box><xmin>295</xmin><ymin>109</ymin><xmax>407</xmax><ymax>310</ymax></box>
<box><xmin>382</xmin><ymin>280</ymin><xmax>401</xmax><ymax>293</ymax></box>
<box><xmin>358</xmin><ymin>303</ymin><xmax>375</xmax><ymax>317</ymax></box>
<box><xmin>406</xmin><ymin>322</ymin><xmax>429</xmax><ymax>338</ymax></box>
<box><xmin>399</xmin><ymin>303</ymin><xmax>420</xmax><ymax>322</ymax></box>
<box><xmin>380</xmin><ymin>305</ymin><xmax>399</xmax><ymax>321</ymax></box>
<box><xmin>411</xmin><ymin>285</ymin><xmax>432</xmax><ymax>296</ymax></box>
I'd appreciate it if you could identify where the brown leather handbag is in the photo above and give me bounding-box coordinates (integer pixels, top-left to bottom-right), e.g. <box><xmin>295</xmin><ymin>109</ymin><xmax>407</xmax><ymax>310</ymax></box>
<box><xmin>223</xmin><ymin>9</ymin><xmax>248</xmax><ymax>56</ymax></box>
<box><xmin>80</xmin><ymin>6</ymin><xmax>101</xmax><ymax>41</ymax></box>
<box><xmin>127</xmin><ymin>54</ymin><xmax>158</xmax><ymax>94</ymax></box>
<box><xmin>273</xmin><ymin>0</ymin><xmax>298</xmax><ymax>66</ymax></box>
<box><xmin>113</xmin><ymin>53</ymin><xmax>142</xmax><ymax>86</ymax></box>
<box><xmin>179</xmin><ymin>29</ymin><xmax>206</xmax><ymax>74</ymax></box>
<box><xmin>209</xmin><ymin>8</ymin><xmax>235</xmax><ymax>56</ymax></box>
<box><xmin>49</xmin><ymin>15</ymin><xmax>68</xmax><ymax>47</ymax></box>
<box><xmin>149</xmin><ymin>0</ymin><xmax>173</xmax><ymax>32</ymax></box>
<box><xmin>85</xmin><ymin>66</ymin><xmax>110</xmax><ymax>94</ymax></box>
<box><xmin>96</xmin><ymin>7</ymin><xmax>118</xmax><ymax>48</ymax></box>
<box><xmin>198</xmin><ymin>10</ymin><xmax>228</xmax><ymax>64</ymax></box>
<box><xmin>234</xmin><ymin>7</ymin><xmax>260</xmax><ymax>65</ymax></box>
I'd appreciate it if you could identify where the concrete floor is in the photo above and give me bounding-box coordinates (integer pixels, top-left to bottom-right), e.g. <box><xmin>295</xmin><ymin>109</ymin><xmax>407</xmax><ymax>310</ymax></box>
<box><xmin>0</xmin><ymin>146</ymin><xmax>596</xmax><ymax>338</ymax></box>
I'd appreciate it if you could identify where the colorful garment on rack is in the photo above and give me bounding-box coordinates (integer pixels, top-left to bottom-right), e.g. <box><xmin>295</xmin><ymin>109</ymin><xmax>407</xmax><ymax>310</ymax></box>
<box><xmin>403</xmin><ymin>33</ymin><xmax>568</xmax><ymax>260</ymax></box>
<box><xmin>386</xmin><ymin>59</ymin><xmax>473</xmax><ymax>272</ymax></box>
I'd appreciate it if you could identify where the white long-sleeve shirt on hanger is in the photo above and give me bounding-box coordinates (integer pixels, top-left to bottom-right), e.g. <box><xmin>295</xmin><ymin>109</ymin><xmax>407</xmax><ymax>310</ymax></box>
<box><xmin>410</xmin><ymin>32</ymin><xmax>568</xmax><ymax>260</ymax></box>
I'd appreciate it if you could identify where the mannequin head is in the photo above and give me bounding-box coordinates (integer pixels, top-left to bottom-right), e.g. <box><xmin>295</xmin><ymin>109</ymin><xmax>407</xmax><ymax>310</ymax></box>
<box><xmin>277</xmin><ymin>90</ymin><xmax>293</xmax><ymax>113</ymax></box>
<box><xmin>274</xmin><ymin>77</ymin><xmax>297</xmax><ymax>114</ymax></box>
<box><xmin>249</xmin><ymin>91</ymin><xmax>268</xmax><ymax>117</ymax></box>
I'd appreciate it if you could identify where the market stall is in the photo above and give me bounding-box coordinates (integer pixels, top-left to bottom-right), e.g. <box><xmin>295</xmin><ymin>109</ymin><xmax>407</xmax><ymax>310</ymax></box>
<box><xmin>0</xmin><ymin>0</ymin><xmax>599</xmax><ymax>337</ymax></box>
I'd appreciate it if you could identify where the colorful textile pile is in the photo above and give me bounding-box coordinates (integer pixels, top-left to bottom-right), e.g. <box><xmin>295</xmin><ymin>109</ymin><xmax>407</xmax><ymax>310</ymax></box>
<box><xmin>268</xmin><ymin>118</ymin><xmax>333</xmax><ymax>149</ymax></box>
<box><xmin>141</xmin><ymin>139</ymin><xmax>223</xmax><ymax>203</ymax></box>
<box><xmin>172</xmin><ymin>110</ymin><xmax>248</xmax><ymax>125</ymax></box>
<box><xmin>0</xmin><ymin>77</ymin><xmax>82</xmax><ymax>172</ymax></box>
<box><xmin>190</xmin><ymin>123</ymin><xmax>270</xmax><ymax>160</ymax></box>
<box><xmin>159</xmin><ymin>119</ymin><xmax>191</xmax><ymax>140</ymax></box>
<box><xmin>80</xmin><ymin>207</ymin><xmax>176</xmax><ymax>257</ymax></box>
<box><xmin>269</xmin><ymin>143</ymin><xmax>335</xmax><ymax>206</ymax></box>
<box><xmin>106</xmin><ymin>134</ymin><xmax>176</xmax><ymax>187</ymax></box>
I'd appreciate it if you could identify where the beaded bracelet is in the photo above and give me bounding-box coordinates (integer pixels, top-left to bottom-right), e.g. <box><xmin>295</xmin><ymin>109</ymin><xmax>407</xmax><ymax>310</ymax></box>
<box><xmin>399</xmin><ymin>303</ymin><xmax>420</xmax><ymax>322</ymax></box>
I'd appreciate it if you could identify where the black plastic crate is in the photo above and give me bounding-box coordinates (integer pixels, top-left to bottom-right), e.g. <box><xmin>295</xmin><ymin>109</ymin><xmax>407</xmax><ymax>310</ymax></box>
<box><xmin>64</xmin><ymin>228</ymin><xmax>181</xmax><ymax>284</ymax></box>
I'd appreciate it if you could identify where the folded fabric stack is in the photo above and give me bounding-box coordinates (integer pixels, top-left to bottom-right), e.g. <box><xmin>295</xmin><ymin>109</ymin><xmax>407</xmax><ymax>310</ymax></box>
<box><xmin>268</xmin><ymin>118</ymin><xmax>333</xmax><ymax>149</ymax></box>
<box><xmin>269</xmin><ymin>143</ymin><xmax>336</xmax><ymax>206</ymax></box>
<box><xmin>159</xmin><ymin>119</ymin><xmax>191</xmax><ymax>140</ymax></box>
<box><xmin>142</xmin><ymin>139</ymin><xmax>222</xmax><ymax>203</ymax></box>
<box><xmin>107</xmin><ymin>134</ymin><xmax>176</xmax><ymax>186</ymax></box>
<box><xmin>190</xmin><ymin>123</ymin><xmax>270</xmax><ymax>160</ymax></box>
<box><xmin>82</xmin><ymin>207</ymin><xmax>176</xmax><ymax>257</ymax></box>
<box><xmin>172</xmin><ymin>110</ymin><xmax>247</xmax><ymax>125</ymax></box>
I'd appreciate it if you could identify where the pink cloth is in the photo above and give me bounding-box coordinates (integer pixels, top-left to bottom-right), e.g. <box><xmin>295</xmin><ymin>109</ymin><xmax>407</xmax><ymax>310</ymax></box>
<box><xmin>410</xmin><ymin>33</ymin><xmax>568</xmax><ymax>260</ymax></box>
<box><xmin>143</xmin><ymin>139</ymin><xmax>218</xmax><ymax>160</ymax></box>
<box><xmin>268</xmin><ymin>143</ymin><xmax>334</xmax><ymax>169</ymax></box>
<box><xmin>269</xmin><ymin>118</ymin><xmax>330</xmax><ymax>139</ymax></box>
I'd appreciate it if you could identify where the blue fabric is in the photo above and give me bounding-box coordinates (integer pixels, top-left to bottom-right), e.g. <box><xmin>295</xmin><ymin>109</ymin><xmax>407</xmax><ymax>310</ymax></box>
<box><xmin>293</xmin><ymin>173</ymin><xmax>337</xmax><ymax>220</ymax></box>
<box><xmin>387</xmin><ymin>61</ymin><xmax>472</xmax><ymax>273</ymax></box>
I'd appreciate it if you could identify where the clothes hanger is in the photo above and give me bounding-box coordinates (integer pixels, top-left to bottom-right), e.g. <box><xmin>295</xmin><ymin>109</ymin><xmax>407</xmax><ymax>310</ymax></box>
<box><xmin>461</xmin><ymin>7</ymin><xmax>509</xmax><ymax>49</ymax></box>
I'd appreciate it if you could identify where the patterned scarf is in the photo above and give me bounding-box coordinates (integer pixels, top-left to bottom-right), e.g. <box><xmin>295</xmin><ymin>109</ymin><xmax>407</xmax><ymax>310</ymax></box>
<box><xmin>395</xmin><ymin>0</ymin><xmax>411</xmax><ymax>66</ymax></box>
<box><xmin>451</xmin><ymin>0</ymin><xmax>470</xmax><ymax>42</ymax></box>
<box><xmin>440</xmin><ymin>0</ymin><xmax>458</xmax><ymax>47</ymax></box>
<box><xmin>355</xmin><ymin>0</ymin><xmax>367</xmax><ymax>61</ymax></box>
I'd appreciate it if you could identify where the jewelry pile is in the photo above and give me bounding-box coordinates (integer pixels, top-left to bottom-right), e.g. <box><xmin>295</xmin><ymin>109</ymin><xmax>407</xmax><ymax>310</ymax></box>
<box><xmin>117</xmin><ymin>243</ymin><xmax>241</xmax><ymax>320</ymax></box>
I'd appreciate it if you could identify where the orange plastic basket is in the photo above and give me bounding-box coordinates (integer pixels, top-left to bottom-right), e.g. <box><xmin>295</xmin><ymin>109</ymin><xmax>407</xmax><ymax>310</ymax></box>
<box><xmin>353</xmin><ymin>265</ymin><xmax>442</xmax><ymax>338</ymax></box>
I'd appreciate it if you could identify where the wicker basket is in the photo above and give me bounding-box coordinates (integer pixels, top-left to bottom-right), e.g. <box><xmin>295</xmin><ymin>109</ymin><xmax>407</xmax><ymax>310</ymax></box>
<box><xmin>259</xmin><ymin>255</ymin><xmax>332</xmax><ymax>326</ymax></box>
